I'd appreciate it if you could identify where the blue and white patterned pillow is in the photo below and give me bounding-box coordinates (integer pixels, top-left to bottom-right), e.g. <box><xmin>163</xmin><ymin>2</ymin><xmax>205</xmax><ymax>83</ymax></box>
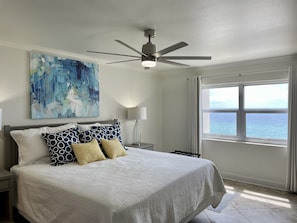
<box><xmin>100</xmin><ymin>123</ymin><xmax>122</xmax><ymax>142</ymax></box>
<box><xmin>79</xmin><ymin>123</ymin><xmax>122</xmax><ymax>144</ymax></box>
<box><xmin>42</xmin><ymin>128</ymin><xmax>80</xmax><ymax>166</ymax></box>
<box><xmin>79</xmin><ymin>127</ymin><xmax>105</xmax><ymax>143</ymax></box>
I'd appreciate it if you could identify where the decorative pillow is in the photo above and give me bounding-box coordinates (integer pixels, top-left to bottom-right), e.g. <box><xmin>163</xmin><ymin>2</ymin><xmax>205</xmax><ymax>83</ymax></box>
<box><xmin>79</xmin><ymin>123</ymin><xmax>122</xmax><ymax>146</ymax></box>
<box><xmin>77</xmin><ymin>122</ymin><xmax>113</xmax><ymax>132</ymax></box>
<box><xmin>103</xmin><ymin>123</ymin><xmax>122</xmax><ymax>142</ymax></box>
<box><xmin>72</xmin><ymin>139</ymin><xmax>106</xmax><ymax>165</ymax></box>
<box><xmin>101</xmin><ymin>138</ymin><xmax>127</xmax><ymax>159</ymax></box>
<box><xmin>79</xmin><ymin>128</ymin><xmax>105</xmax><ymax>143</ymax></box>
<box><xmin>10</xmin><ymin>123</ymin><xmax>77</xmax><ymax>166</ymax></box>
<box><xmin>42</xmin><ymin>128</ymin><xmax>80</xmax><ymax>166</ymax></box>
<box><xmin>91</xmin><ymin>123</ymin><xmax>122</xmax><ymax>142</ymax></box>
<box><xmin>77</xmin><ymin>123</ymin><xmax>103</xmax><ymax>132</ymax></box>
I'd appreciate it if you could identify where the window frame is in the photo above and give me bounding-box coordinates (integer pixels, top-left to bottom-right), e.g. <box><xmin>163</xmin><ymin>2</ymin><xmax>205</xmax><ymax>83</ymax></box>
<box><xmin>201</xmin><ymin>81</ymin><xmax>288</xmax><ymax>145</ymax></box>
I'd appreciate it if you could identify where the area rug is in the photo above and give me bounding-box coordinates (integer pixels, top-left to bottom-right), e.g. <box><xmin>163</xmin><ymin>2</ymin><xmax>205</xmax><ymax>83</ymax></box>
<box><xmin>207</xmin><ymin>192</ymin><xmax>239</xmax><ymax>213</ymax></box>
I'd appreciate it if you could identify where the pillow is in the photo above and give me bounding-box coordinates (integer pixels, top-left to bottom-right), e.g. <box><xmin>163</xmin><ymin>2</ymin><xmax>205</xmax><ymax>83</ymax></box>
<box><xmin>101</xmin><ymin>138</ymin><xmax>127</xmax><ymax>159</ymax></box>
<box><xmin>77</xmin><ymin>123</ymin><xmax>103</xmax><ymax>132</ymax></box>
<box><xmin>42</xmin><ymin>128</ymin><xmax>80</xmax><ymax>166</ymax></box>
<box><xmin>77</xmin><ymin>123</ymin><xmax>112</xmax><ymax>132</ymax></box>
<box><xmin>91</xmin><ymin>123</ymin><xmax>122</xmax><ymax>143</ymax></box>
<box><xmin>79</xmin><ymin>123</ymin><xmax>122</xmax><ymax>145</ymax></box>
<box><xmin>79</xmin><ymin>128</ymin><xmax>105</xmax><ymax>143</ymax></box>
<box><xmin>72</xmin><ymin>139</ymin><xmax>106</xmax><ymax>165</ymax></box>
<box><xmin>10</xmin><ymin>123</ymin><xmax>77</xmax><ymax>166</ymax></box>
<box><xmin>47</xmin><ymin>123</ymin><xmax>77</xmax><ymax>133</ymax></box>
<box><xmin>102</xmin><ymin>123</ymin><xmax>122</xmax><ymax>142</ymax></box>
<box><xmin>10</xmin><ymin>127</ymin><xmax>49</xmax><ymax>166</ymax></box>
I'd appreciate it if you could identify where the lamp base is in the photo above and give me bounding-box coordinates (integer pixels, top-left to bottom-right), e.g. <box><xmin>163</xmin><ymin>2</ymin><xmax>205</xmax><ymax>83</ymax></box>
<box><xmin>133</xmin><ymin>120</ymin><xmax>141</xmax><ymax>146</ymax></box>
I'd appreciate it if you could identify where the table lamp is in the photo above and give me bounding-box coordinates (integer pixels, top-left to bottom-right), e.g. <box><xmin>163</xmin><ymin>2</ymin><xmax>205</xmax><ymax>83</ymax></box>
<box><xmin>127</xmin><ymin>106</ymin><xmax>147</xmax><ymax>145</ymax></box>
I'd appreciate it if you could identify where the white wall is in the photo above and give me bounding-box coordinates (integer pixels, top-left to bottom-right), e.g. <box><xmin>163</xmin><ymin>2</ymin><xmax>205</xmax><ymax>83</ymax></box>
<box><xmin>161</xmin><ymin>56</ymin><xmax>295</xmax><ymax>189</ymax></box>
<box><xmin>0</xmin><ymin>44</ymin><xmax>163</xmax><ymax>169</ymax></box>
<box><xmin>161</xmin><ymin>68</ymin><xmax>195</xmax><ymax>152</ymax></box>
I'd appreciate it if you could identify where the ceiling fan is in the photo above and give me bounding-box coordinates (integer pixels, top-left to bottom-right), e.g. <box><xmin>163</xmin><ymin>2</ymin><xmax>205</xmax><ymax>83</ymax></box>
<box><xmin>87</xmin><ymin>29</ymin><xmax>211</xmax><ymax>69</ymax></box>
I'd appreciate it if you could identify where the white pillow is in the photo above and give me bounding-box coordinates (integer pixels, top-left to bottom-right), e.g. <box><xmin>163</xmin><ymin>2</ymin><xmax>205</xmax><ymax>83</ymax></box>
<box><xmin>77</xmin><ymin>123</ymin><xmax>112</xmax><ymax>131</ymax></box>
<box><xmin>10</xmin><ymin>123</ymin><xmax>77</xmax><ymax>166</ymax></box>
<box><xmin>47</xmin><ymin>123</ymin><xmax>77</xmax><ymax>133</ymax></box>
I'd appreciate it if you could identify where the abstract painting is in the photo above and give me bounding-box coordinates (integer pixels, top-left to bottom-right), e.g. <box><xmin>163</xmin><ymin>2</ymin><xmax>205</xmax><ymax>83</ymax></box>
<box><xmin>30</xmin><ymin>52</ymin><xmax>99</xmax><ymax>119</ymax></box>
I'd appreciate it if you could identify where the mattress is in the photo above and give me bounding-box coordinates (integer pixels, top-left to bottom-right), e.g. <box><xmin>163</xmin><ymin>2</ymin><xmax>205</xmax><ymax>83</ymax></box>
<box><xmin>11</xmin><ymin>148</ymin><xmax>226</xmax><ymax>223</ymax></box>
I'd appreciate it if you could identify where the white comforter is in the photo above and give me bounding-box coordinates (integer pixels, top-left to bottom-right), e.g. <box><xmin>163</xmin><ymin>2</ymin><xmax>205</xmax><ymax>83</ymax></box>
<box><xmin>11</xmin><ymin>148</ymin><xmax>226</xmax><ymax>223</ymax></box>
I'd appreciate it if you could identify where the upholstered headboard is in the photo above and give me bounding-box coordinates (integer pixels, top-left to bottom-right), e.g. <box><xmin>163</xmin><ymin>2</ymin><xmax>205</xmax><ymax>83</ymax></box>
<box><xmin>3</xmin><ymin>119</ymin><xmax>118</xmax><ymax>170</ymax></box>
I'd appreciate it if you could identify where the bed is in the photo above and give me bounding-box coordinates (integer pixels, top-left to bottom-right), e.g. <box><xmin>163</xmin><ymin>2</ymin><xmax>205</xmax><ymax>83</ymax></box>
<box><xmin>4</xmin><ymin>119</ymin><xmax>226</xmax><ymax>223</ymax></box>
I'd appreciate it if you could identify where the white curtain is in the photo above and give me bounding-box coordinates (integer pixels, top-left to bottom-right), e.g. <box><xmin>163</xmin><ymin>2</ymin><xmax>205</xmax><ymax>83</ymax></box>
<box><xmin>187</xmin><ymin>76</ymin><xmax>201</xmax><ymax>155</ymax></box>
<box><xmin>287</xmin><ymin>64</ymin><xmax>297</xmax><ymax>192</ymax></box>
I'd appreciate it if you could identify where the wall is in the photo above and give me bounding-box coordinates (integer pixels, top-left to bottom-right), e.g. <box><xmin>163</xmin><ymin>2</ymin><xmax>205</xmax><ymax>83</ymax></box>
<box><xmin>161</xmin><ymin>68</ymin><xmax>195</xmax><ymax>152</ymax></box>
<box><xmin>0</xmin><ymin>44</ymin><xmax>163</xmax><ymax>169</ymax></box>
<box><xmin>161</xmin><ymin>56</ymin><xmax>295</xmax><ymax>189</ymax></box>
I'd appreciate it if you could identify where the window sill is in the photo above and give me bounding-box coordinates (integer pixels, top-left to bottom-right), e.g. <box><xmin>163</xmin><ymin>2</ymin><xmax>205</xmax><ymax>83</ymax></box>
<box><xmin>202</xmin><ymin>137</ymin><xmax>287</xmax><ymax>149</ymax></box>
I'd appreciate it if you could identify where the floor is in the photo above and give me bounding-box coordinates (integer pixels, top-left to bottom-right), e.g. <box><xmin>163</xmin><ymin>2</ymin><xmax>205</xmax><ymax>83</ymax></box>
<box><xmin>190</xmin><ymin>179</ymin><xmax>297</xmax><ymax>223</ymax></box>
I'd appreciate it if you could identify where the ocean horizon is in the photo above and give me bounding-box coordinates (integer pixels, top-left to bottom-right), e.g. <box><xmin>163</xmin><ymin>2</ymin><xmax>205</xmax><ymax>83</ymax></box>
<box><xmin>208</xmin><ymin>113</ymin><xmax>288</xmax><ymax>140</ymax></box>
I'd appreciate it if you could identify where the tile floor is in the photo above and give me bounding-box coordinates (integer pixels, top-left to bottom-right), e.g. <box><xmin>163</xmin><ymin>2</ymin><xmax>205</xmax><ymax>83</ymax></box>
<box><xmin>190</xmin><ymin>179</ymin><xmax>297</xmax><ymax>223</ymax></box>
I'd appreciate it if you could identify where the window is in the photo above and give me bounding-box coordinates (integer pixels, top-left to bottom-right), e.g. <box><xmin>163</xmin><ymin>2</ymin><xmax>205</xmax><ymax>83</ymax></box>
<box><xmin>202</xmin><ymin>83</ymin><xmax>288</xmax><ymax>144</ymax></box>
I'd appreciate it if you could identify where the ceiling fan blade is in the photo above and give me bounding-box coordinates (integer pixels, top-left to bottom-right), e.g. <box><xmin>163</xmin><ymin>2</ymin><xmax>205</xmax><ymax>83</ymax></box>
<box><xmin>87</xmin><ymin>50</ymin><xmax>140</xmax><ymax>58</ymax></box>
<box><xmin>107</xmin><ymin>58</ymin><xmax>140</xmax><ymax>64</ymax></box>
<box><xmin>158</xmin><ymin>58</ymin><xmax>189</xmax><ymax>66</ymax></box>
<box><xmin>154</xmin><ymin>41</ymin><xmax>188</xmax><ymax>57</ymax></box>
<box><xmin>160</xmin><ymin>56</ymin><xmax>212</xmax><ymax>60</ymax></box>
<box><xmin>115</xmin><ymin>40</ymin><xmax>147</xmax><ymax>57</ymax></box>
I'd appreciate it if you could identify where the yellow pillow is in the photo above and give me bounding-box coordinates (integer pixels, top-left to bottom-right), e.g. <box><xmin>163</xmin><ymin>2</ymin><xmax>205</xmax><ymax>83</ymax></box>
<box><xmin>101</xmin><ymin>138</ymin><xmax>127</xmax><ymax>159</ymax></box>
<box><xmin>72</xmin><ymin>139</ymin><xmax>106</xmax><ymax>165</ymax></box>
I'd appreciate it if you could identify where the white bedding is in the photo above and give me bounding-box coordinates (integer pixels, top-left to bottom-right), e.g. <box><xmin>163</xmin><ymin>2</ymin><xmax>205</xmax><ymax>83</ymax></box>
<box><xmin>11</xmin><ymin>148</ymin><xmax>226</xmax><ymax>223</ymax></box>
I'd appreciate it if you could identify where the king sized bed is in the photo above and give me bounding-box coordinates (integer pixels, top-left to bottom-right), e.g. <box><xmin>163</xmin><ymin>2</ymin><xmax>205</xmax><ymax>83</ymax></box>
<box><xmin>4</xmin><ymin>119</ymin><xmax>226</xmax><ymax>223</ymax></box>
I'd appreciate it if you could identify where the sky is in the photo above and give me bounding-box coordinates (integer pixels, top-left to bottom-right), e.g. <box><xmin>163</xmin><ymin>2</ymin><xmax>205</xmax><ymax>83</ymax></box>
<box><xmin>204</xmin><ymin>83</ymin><xmax>288</xmax><ymax>109</ymax></box>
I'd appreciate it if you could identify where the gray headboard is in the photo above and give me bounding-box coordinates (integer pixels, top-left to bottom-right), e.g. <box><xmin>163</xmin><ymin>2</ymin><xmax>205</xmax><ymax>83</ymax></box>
<box><xmin>3</xmin><ymin>119</ymin><xmax>118</xmax><ymax>171</ymax></box>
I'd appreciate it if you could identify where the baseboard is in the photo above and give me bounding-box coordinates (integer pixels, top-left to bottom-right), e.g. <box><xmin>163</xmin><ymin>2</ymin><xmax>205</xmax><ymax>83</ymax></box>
<box><xmin>221</xmin><ymin>171</ymin><xmax>286</xmax><ymax>191</ymax></box>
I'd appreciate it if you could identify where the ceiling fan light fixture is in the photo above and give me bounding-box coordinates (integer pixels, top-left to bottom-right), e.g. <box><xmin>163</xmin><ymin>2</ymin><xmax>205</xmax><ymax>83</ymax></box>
<box><xmin>141</xmin><ymin>58</ymin><xmax>156</xmax><ymax>68</ymax></box>
<box><xmin>87</xmin><ymin>28</ymin><xmax>211</xmax><ymax>68</ymax></box>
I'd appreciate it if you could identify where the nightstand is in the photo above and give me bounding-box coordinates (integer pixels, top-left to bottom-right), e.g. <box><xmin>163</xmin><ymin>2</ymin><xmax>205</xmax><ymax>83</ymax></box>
<box><xmin>125</xmin><ymin>143</ymin><xmax>154</xmax><ymax>151</ymax></box>
<box><xmin>0</xmin><ymin>169</ymin><xmax>13</xmax><ymax>222</ymax></box>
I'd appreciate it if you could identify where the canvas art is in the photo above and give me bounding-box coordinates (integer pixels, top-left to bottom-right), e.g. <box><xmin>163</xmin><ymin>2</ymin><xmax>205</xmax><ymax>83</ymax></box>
<box><xmin>30</xmin><ymin>52</ymin><xmax>99</xmax><ymax>119</ymax></box>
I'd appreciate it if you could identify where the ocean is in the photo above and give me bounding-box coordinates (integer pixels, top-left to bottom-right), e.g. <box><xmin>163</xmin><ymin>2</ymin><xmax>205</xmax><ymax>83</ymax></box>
<box><xmin>208</xmin><ymin>113</ymin><xmax>288</xmax><ymax>140</ymax></box>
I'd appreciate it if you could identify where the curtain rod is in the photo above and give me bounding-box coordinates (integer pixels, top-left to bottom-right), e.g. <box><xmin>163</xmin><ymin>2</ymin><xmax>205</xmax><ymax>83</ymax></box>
<box><xmin>199</xmin><ymin>68</ymin><xmax>289</xmax><ymax>80</ymax></box>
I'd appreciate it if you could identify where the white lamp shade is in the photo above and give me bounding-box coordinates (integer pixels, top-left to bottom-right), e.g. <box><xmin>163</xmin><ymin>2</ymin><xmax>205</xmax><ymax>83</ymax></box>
<box><xmin>127</xmin><ymin>106</ymin><xmax>147</xmax><ymax>120</ymax></box>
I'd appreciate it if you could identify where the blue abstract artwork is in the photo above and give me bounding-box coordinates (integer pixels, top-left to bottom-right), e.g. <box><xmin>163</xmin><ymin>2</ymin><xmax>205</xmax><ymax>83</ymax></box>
<box><xmin>30</xmin><ymin>52</ymin><xmax>99</xmax><ymax>119</ymax></box>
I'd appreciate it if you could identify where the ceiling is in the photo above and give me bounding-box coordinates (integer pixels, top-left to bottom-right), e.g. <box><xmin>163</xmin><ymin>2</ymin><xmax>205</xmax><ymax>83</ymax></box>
<box><xmin>0</xmin><ymin>0</ymin><xmax>297</xmax><ymax>71</ymax></box>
